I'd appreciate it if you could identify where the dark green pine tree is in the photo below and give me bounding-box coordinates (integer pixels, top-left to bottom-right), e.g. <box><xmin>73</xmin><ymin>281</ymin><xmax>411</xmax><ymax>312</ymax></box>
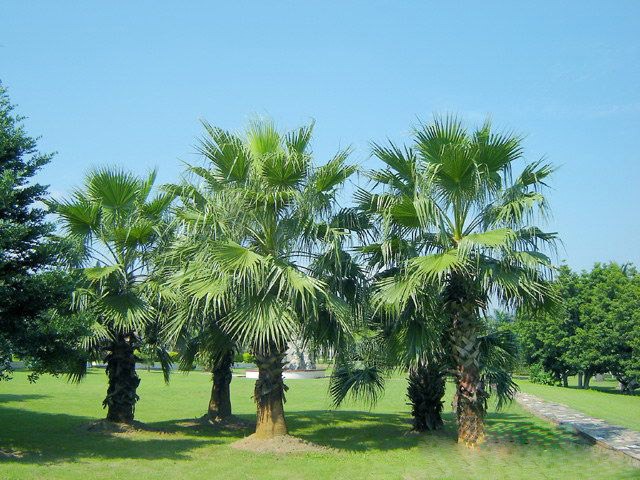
<box><xmin>0</xmin><ymin>81</ymin><xmax>86</xmax><ymax>380</ymax></box>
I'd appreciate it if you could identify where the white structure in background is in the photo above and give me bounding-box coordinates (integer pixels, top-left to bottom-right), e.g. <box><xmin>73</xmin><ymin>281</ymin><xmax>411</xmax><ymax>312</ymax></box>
<box><xmin>245</xmin><ymin>369</ymin><xmax>324</xmax><ymax>379</ymax></box>
<box><xmin>245</xmin><ymin>338</ymin><xmax>326</xmax><ymax>379</ymax></box>
<box><xmin>284</xmin><ymin>338</ymin><xmax>316</xmax><ymax>370</ymax></box>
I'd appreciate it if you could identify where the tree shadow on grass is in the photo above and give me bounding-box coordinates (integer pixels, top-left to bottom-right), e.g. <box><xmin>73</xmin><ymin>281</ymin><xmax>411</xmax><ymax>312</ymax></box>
<box><xmin>280</xmin><ymin>410</ymin><xmax>591</xmax><ymax>452</ymax></box>
<box><xmin>0</xmin><ymin>404</ymin><xmax>596</xmax><ymax>463</ymax></box>
<box><xmin>565</xmin><ymin>385</ymin><xmax>640</xmax><ymax>397</ymax></box>
<box><xmin>147</xmin><ymin>415</ymin><xmax>255</xmax><ymax>440</ymax></box>
<box><xmin>0</xmin><ymin>394</ymin><xmax>50</xmax><ymax>403</ymax></box>
<box><xmin>0</xmin><ymin>406</ymin><xmax>214</xmax><ymax>464</ymax></box>
<box><xmin>283</xmin><ymin>410</ymin><xmax>439</xmax><ymax>451</ymax></box>
<box><xmin>149</xmin><ymin>409</ymin><xmax>594</xmax><ymax>453</ymax></box>
<box><xmin>146</xmin><ymin>410</ymin><xmax>429</xmax><ymax>451</ymax></box>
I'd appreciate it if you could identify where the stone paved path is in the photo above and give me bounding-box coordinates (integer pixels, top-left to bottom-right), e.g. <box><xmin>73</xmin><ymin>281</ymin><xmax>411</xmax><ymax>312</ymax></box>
<box><xmin>516</xmin><ymin>392</ymin><xmax>640</xmax><ymax>464</ymax></box>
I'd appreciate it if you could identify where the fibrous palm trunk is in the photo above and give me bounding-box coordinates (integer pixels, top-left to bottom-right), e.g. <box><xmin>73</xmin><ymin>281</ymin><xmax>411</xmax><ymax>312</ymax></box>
<box><xmin>253</xmin><ymin>350</ymin><xmax>288</xmax><ymax>438</ymax></box>
<box><xmin>445</xmin><ymin>278</ymin><xmax>487</xmax><ymax>447</ymax></box>
<box><xmin>407</xmin><ymin>362</ymin><xmax>445</xmax><ymax>431</ymax></box>
<box><xmin>104</xmin><ymin>332</ymin><xmax>140</xmax><ymax>423</ymax></box>
<box><xmin>208</xmin><ymin>350</ymin><xmax>234</xmax><ymax>421</ymax></box>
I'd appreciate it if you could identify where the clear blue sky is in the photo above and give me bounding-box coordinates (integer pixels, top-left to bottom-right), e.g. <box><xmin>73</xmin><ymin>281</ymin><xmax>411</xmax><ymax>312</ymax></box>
<box><xmin>2</xmin><ymin>2</ymin><xmax>639</xmax><ymax>270</ymax></box>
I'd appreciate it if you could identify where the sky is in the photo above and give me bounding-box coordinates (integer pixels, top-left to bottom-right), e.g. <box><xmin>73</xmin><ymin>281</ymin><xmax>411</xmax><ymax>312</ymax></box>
<box><xmin>2</xmin><ymin>1</ymin><xmax>639</xmax><ymax>271</ymax></box>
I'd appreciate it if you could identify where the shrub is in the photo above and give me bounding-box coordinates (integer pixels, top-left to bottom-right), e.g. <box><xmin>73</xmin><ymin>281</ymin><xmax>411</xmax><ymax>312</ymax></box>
<box><xmin>243</xmin><ymin>352</ymin><xmax>256</xmax><ymax>364</ymax></box>
<box><xmin>233</xmin><ymin>352</ymin><xmax>256</xmax><ymax>364</ymax></box>
<box><xmin>528</xmin><ymin>363</ymin><xmax>560</xmax><ymax>385</ymax></box>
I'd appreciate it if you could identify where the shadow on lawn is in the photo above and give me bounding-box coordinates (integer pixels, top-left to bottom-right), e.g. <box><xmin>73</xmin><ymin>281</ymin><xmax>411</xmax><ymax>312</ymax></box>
<box><xmin>148</xmin><ymin>416</ymin><xmax>255</xmax><ymax>439</ymax></box>
<box><xmin>0</xmin><ymin>406</ymin><xmax>214</xmax><ymax>464</ymax></box>
<box><xmin>0</xmin><ymin>404</ymin><xmax>589</xmax><ymax>462</ymax></box>
<box><xmin>148</xmin><ymin>410</ymin><xmax>429</xmax><ymax>451</ymax></box>
<box><xmin>0</xmin><ymin>393</ymin><xmax>50</xmax><ymax>403</ymax></box>
<box><xmin>565</xmin><ymin>385</ymin><xmax>640</xmax><ymax>397</ymax></box>
<box><xmin>148</xmin><ymin>408</ymin><xmax>589</xmax><ymax>452</ymax></box>
<box><xmin>285</xmin><ymin>410</ymin><xmax>587</xmax><ymax>451</ymax></box>
<box><xmin>286</xmin><ymin>410</ymin><xmax>426</xmax><ymax>451</ymax></box>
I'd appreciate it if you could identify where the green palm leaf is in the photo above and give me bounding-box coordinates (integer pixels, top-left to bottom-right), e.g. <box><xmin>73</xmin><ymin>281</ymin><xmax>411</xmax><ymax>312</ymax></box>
<box><xmin>83</xmin><ymin>265</ymin><xmax>120</xmax><ymax>281</ymax></box>
<box><xmin>410</xmin><ymin>251</ymin><xmax>464</xmax><ymax>282</ymax></box>
<box><xmin>86</xmin><ymin>167</ymin><xmax>141</xmax><ymax>210</ymax></box>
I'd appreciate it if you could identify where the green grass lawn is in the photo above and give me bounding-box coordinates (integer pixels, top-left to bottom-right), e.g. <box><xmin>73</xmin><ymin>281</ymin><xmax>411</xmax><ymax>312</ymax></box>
<box><xmin>0</xmin><ymin>371</ymin><xmax>638</xmax><ymax>480</ymax></box>
<box><xmin>517</xmin><ymin>378</ymin><xmax>640</xmax><ymax>431</ymax></box>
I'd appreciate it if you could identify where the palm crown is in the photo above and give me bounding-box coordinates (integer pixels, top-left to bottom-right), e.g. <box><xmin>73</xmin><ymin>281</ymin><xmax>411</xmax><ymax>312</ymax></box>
<box><xmin>360</xmin><ymin>117</ymin><xmax>556</xmax><ymax>306</ymax></box>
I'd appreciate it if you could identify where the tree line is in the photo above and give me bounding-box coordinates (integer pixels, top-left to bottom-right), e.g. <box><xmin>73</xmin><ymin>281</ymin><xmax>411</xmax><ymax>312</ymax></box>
<box><xmin>1</xmin><ymin>81</ymin><xmax>617</xmax><ymax>449</ymax></box>
<box><xmin>506</xmin><ymin>263</ymin><xmax>640</xmax><ymax>392</ymax></box>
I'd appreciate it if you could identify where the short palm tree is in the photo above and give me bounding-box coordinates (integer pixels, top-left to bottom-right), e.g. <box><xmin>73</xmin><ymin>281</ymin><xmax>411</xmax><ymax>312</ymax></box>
<box><xmin>356</xmin><ymin>117</ymin><xmax>556</xmax><ymax>446</ymax></box>
<box><xmin>160</xmin><ymin>276</ymin><xmax>238</xmax><ymax>422</ymax></box>
<box><xmin>172</xmin><ymin>308</ymin><xmax>237</xmax><ymax>422</ymax></box>
<box><xmin>330</xmin><ymin>284</ymin><xmax>520</xmax><ymax>434</ymax></box>
<box><xmin>163</xmin><ymin>119</ymin><xmax>358</xmax><ymax>438</ymax></box>
<box><xmin>48</xmin><ymin>168</ymin><xmax>174</xmax><ymax>423</ymax></box>
<box><xmin>155</xmin><ymin>161</ymin><xmax>245</xmax><ymax>422</ymax></box>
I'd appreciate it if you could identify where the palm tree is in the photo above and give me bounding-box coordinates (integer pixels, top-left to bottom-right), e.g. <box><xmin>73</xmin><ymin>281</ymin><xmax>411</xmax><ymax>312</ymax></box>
<box><xmin>48</xmin><ymin>168</ymin><xmax>174</xmax><ymax>424</ymax></box>
<box><xmin>168</xmin><ymin>298</ymin><xmax>238</xmax><ymax>422</ymax></box>
<box><xmin>355</xmin><ymin>117</ymin><xmax>556</xmax><ymax>446</ymax></box>
<box><xmin>154</xmin><ymin>163</ymin><xmax>243</xmax><ymax>423</ymax></box>
<box><xmin>163</xmin><ymin>119</ymin><xmax>358</xmax><ymax>439</ymax></box>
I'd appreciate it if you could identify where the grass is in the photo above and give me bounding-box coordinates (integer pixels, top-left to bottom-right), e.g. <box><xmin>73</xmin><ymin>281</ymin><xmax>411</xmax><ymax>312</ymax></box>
<box><xmin>517</xmin><ymin>377</ymin><xmax>640</xmax><ymax>431</ymax></box>
<box><xmin>0</xmin><ymin>371</ymin><xmax>638</xmax><ymax>480</ymax></box>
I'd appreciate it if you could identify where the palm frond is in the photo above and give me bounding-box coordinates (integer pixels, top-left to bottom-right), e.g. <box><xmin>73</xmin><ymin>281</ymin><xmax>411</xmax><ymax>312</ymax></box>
<box><xmin>86</xmin><ymin>167</ymin><xmax>141</xmax><ymax>211</ymax></box>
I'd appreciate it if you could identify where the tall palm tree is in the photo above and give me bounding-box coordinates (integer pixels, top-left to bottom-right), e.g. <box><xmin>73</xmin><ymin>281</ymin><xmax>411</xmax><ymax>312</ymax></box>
<box><xmin>48</xmin><ymin>168</ymin><xmax>174</xmax><ymax>424</ymax></box>
<box><xmin>356</xmin><ymin>117</ymin><xmax>556</xmax><ymax>446</ymax></box>
<box><xmin>163</xmin><ymin>119</ymin><xmax>358</xmax><ymax>439</ymax></box>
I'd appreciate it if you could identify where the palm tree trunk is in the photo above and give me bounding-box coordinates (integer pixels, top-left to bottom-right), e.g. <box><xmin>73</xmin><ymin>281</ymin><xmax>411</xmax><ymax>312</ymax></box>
<box><xmin>445</xmin><ymin>277</ymin><xmax>487</xmax><ymax>447</ymax></box>
<box><xmin>208</xmin><ymin>350</ymin><xmax>234</xmax><ymax>421</ymax></box>
<box><xmin>407</xmin><ymin>362</ymin><xmax>445</xmax><ymax>431</ymax></box>
<box><xmin>453</xmin><ymin>352</ymin><xmax>485</xmax><ymax>446</ymax></box>
<box><xmin>104</xmin><ymin>332</ymin><xmax>140</xmax><ymax>423</ymax></box>
<box><xmin>253</xmin><ymin>350</ymin><xmax>288</xmax><ymax>438</ymax></box>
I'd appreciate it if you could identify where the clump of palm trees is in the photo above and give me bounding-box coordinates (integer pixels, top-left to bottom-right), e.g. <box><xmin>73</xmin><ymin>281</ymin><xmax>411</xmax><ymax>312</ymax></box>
<box><xmin>49</xmin><ymin>116</ymin><xmax>556</xmax><ymax>448</ymax></box>
<box><xmin>334</xmin><ymin>118</ymin><xmax>555</xmax><ymax>445</ymax></box>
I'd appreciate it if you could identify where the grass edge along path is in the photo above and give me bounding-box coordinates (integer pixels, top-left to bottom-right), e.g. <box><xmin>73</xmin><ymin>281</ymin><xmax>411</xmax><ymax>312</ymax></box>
<box><xmin>517</xmin><ymin>379</ymin><xmax>640</xmax><ymax>431</ymax></box>
<box><xmin>516</xmin><ymin>392</ymin><xmax>640</xmax><ymax>465</ymax></box>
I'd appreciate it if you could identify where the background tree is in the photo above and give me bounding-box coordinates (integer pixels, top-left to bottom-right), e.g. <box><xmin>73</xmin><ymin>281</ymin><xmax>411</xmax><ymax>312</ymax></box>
<box><xmin>514</xmin><ymin>263</ymin><xmax>640</xmax><ymax>392</ymax></box>
<box><xmin>513</xmin><ymin>267</ymin><xmax>579</xmax><ymax>386</ymax></box>
<box><xmin>575</xmin><ymin>263</ymin><xmax>640</xmax><ymax>391</ymax></box>
<box><xmin>48</xmin><ymin>168</ymin><xmax>174</xmax><ymax>424</ymax></box>
<box><xmin>163</xmin><ymin>119</ymin><xmax>359</xmax><ymax>439</ymax></box>
<box><xmin>355</xmin><ymin>117</ymin><xmax>556</xmax><ymax>446</ymax></box>
<box><xmin>0</xmin><ymin>81</ymin><xmax>89</xmax><ymax>380</ymax></box>
<box><xmin>174</xmin><ymin>312</ymin><xmax>237</xmax><ymax>422</ymax></box>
